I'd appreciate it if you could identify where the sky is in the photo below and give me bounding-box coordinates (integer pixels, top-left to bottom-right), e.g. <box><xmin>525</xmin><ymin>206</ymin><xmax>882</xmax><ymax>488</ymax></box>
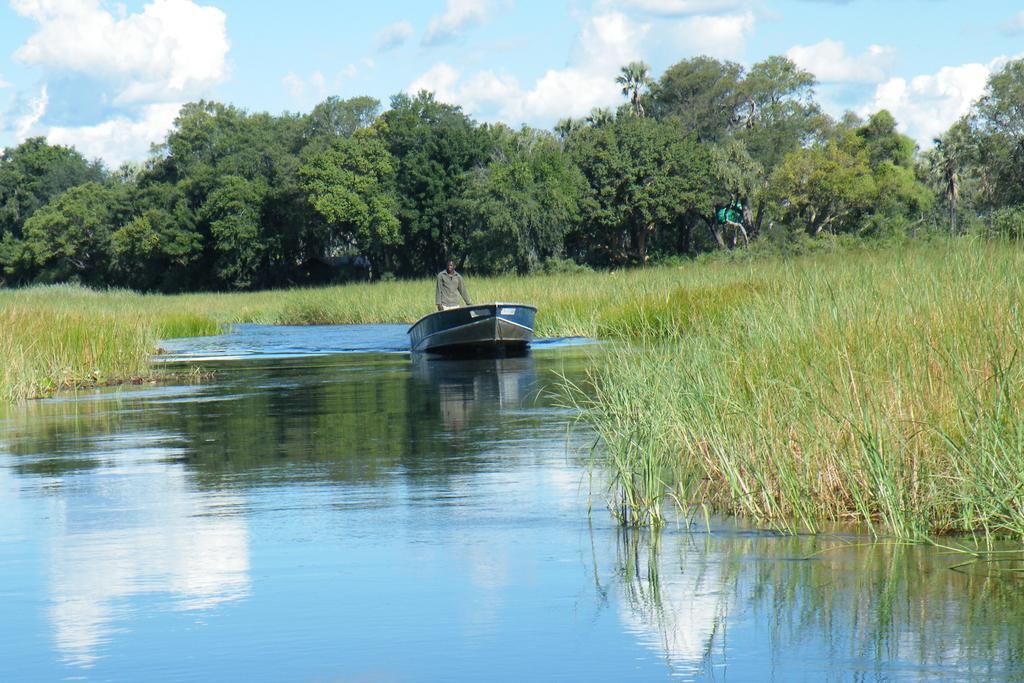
<box><xmin>0</xmin><ymin>0</ymin><xmax>1022</xmax><ymax>167</ymax></box>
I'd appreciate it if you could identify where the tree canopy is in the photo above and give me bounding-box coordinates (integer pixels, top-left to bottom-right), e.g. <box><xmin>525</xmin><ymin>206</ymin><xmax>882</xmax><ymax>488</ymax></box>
<box><xmin>2</xmin><ymin>53</ymin><xmax>1022</xmax><ymax>290</ymax></box>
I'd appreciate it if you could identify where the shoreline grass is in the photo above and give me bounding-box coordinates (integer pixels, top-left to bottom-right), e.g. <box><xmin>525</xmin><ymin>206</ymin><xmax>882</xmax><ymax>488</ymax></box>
<box><xmin>571</xmin><ymin>239</ymin><xmax>1024</xmax><ymax>539</ymax></box>
<box><xmin>5</xmin><ymin>238</ymin><xmax>1024</xmax><ymax>541</ymax></box>
<box><xmin>0</xmin><ymin>257</ymin><xmax>759</xmax><ymax>400</ymax></box>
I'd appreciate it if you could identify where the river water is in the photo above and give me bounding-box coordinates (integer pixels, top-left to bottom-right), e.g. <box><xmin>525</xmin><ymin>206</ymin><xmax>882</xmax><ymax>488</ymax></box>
<box><xmin>1</xmin><ymin>325</ymin><xmax>1022</xmax><ymax>681</ymax></box>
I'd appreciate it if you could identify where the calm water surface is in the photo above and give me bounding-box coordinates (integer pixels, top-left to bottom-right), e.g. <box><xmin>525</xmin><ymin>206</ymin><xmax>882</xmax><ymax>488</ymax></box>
<box><xmin>1</xmin><ymin>325</ymin><xmax>1023</xmax><ymax>681</ymax></box>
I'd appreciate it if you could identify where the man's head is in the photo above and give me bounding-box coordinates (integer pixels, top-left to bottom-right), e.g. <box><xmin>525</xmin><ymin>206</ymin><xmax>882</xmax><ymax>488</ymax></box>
<box><xmin>446</xmin><ymin>260</ymin><xmax>455</xmax><ymax>274</ymax></box>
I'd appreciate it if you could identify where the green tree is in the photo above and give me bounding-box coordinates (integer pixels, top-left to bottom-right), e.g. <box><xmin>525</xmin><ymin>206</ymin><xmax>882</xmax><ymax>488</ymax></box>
<box><xmin>708</xmin><ymin>139</ymin><xmax>764</xmax><ymax>249</ymax></box>
<box><xmin>649</xmin><ymin>56</ymin><xmax>744</xmax><ymax>141</ymax></box>
<box><xmin>302</xmin><ymin>96</ymin><xmax>381</xmax><ymax>153</ymax></box>
<box><xmin>967</xmin><ymin>58</ymin><xmax>1024</xmax><ymax>208</ymax></box>
<box><xmin>0</xmin><ymin>137</ymin><xmax>105</xmax><ymax>237</ymax></box>
<box><xmin>0</xmin><ymin>137</ymin><xmax>105</xmax><ymax>282</ymax></box>
<box><xmin>856</xmin><ymin>110</ymin><xmax>915</xmax><ymax>168</ymax></box>
<box><xmin>459</xmin><ymin>127</ymin><xmax>585</xmax><ymax>273</ymax></box>
<box><xmin>736</xmin><ymin>56</ymin><xmax>827</xmax><ymax>172</ymax></box>
<box><xmin>199</xmin><ymin>175</ymin><xmax>268</xmax><ymax>288</ymax></box>
<box><xmin>925</xmin><ymin>120</ymin><xmax>973</xmax><ymax>235</ymax></box>
<box><xmin>586</xmin><ymin>107</ymin><xmax>615</xmax><ymax>127</ymax></box>
<box><xmin>730</xmin><ymin>57</ymin><xmax>830</xmax><ymax>234</ymax></box>
<box><xmin>768</xmin><ymin>121</ymin><xmax>932</xmax><ymax>237</ymax></box>
<box><xmin>154</xmin><ymin>100</ymin><xmax>315</xmax><ymax>288</ymax></box>
<box><xmin>109</xmin><ymin>180</ymin><xmax>201</xmax><ymax>290</ymax></box>
<box><xmin>22</xmin><ymin>182</ymin><xmax>125</xmax><ymax>283</ymax></box>
<box><xmin>568</xmin><ymin>116</ymin><xmax>714</xmax><ymax>265</ymax></box>
<box><xmin>554</xmin><ymin>117</ymin><xmax>585</xmax><ymax>141</ymax></box>
<box><xmin>616</xmin><ymin>61</ymin><xmax>653</xmax><ymax>117</ymax></box>
<box><xmin>378</xmin><ymin>91</ymin><xmax>493</xmax><ymax>275</ymax></box>
<box><xmin>768</xmin><ymin>139</ymin><xmax>875</xmax><ymax>235</ymax></box>
<box><xmin>301</xmin><ymin>127</ymin><xmax>400</xmax><ymax>264</ymax></box>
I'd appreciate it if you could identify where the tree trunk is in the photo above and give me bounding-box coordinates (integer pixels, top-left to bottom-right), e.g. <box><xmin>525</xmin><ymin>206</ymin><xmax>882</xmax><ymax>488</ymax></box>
<box><xmin>949</xmin><ymin>172</ymin><xmax>958</xmax><ymax>235</ymax></box>
<box><xmin>637</xmin><ymin>222</ymin><xmax>653</xmax><ymax>266</ymax></box>
<box><xmin>753</xmin><ymin>194</ymin><xmax>767</xmax><ymax>235</ymax></box>
<box><xmin>679</xmin><ymin>220</ymin><xmax>693</xmax><ymax>255</ymax></box>
<box><xmin>711</xmin><ymin>223</ymin><xmax>727</xmax><ymax>250</ymax></box>
<box><xmin>725</xmin><ymin>219</ymin><xmax>748</xmax><ymax>246</ymax></box>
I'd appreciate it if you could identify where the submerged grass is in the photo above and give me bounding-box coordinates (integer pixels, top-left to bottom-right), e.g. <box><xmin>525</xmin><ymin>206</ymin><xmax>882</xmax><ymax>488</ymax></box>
<box><xmin>573</xmin><ymin>239</ymin><xmax>1024</xmax><ymax>539</ymax></box>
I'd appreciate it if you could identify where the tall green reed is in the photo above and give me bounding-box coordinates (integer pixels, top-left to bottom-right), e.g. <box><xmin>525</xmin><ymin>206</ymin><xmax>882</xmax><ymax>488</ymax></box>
<box><xmin>574</xmin><ymin>240</ymin><xmax>1024</xmax><ymax>538</ymax></box>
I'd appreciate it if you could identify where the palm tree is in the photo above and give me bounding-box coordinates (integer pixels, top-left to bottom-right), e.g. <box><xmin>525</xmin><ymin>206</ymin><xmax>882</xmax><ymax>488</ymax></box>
<box><xmin>554</xmin><ymin>117</ymin><xmax>583</xmax><ymax>140</ymax></box>
<box><xmin>616</xmin><ymin>61</ymin><xmax>653</xmax><ymax>116</ymax></box>
<box><xmin>586</xmin><ymin>107</ymin><xmax>614</xmax><ymax>127</ymax></box>
<box><xmin>930</xmin><ymin>123</ymin><xmax>969</xmax><ymax>235</ymax></box>
<box><xmin>935</xmin><ymin>139</ymin><xmax>960</xmax><ymax>235</ymax></box>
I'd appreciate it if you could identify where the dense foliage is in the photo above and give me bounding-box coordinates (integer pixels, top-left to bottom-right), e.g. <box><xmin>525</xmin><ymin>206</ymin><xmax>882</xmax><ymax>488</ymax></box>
<box><xmin>2</xmin><ymin>53</ymin><xmax>1023</xmax><ymax>291</ymax></box>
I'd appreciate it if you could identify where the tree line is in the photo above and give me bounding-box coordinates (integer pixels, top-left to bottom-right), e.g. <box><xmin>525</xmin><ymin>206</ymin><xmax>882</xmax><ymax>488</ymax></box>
<box><xmin>1</xmin><ymin>54</ymin><xmax>1023</xmax><ymax>292</ymax></box>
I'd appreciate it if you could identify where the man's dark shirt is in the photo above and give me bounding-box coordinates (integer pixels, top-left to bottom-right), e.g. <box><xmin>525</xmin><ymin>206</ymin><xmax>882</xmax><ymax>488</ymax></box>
<box><xmin>436</xmin><ymin>270</ymin><xmax>471</xmax><ymax>308</ymax></box>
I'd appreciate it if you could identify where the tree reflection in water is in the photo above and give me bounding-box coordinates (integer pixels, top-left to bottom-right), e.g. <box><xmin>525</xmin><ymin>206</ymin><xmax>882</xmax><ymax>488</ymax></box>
<box><xmin>0</xmin><ymin>351</ymin><xmax>562</xmax><ymax>669</ymax></box>
<box><xmin>5</xmin><ymin>345</ymin><xmax>1023</xmax><ymax>679</ymax></box>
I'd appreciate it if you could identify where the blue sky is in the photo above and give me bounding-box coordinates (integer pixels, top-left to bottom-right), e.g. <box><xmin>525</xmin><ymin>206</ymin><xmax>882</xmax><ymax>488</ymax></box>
<box><xmin>1</xmin><ymin>0</ymin><xmax>1022</xmax><ymax>166</ymax></box>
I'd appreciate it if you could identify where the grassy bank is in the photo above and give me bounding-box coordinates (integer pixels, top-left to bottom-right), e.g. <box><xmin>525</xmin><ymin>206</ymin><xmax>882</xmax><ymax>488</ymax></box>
<box><xmin>5</xmin><ymin>239</ymin><xmax>1024</xmax><ymax>541</ymax></box>
<box><xmin>0</xmin><ymin>264</ymin><xmax>694</xmax><ymax>401</ymax></box>
<box><xmin>573</xmin><ymin>239</ymin><xmax>1024</xmax><ymax>539</ymax></box>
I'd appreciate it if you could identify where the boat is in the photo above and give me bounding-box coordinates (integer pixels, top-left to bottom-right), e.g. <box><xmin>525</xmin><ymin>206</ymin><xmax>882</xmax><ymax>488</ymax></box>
<box><xmin>407</xmin><ymin>303</ymin><xmax>537</xmax><ymax>355</ymax></box>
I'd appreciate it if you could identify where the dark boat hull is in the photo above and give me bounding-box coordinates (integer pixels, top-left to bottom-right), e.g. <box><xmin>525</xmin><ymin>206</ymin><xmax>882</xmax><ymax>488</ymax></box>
<box><xmin>407</xmin><ymin>303</ymin><xmax>537</xmax><ymax>355</ymax></box>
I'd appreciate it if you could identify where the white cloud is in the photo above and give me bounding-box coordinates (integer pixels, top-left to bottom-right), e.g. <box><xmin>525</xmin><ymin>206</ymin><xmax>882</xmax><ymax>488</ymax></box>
<box><xmin>44</xmin><ymin>102</ymin><xmax>182</xmax><ymax>166</ymax></box>
<box><xmin>571</xmin><ymin>11</ymin><xmax>651</xmax><ymax>73</ymax></box>
<box><xmin>374</xmin><ymin>20</ymin><xmax>414</xmax><ymax>51</ymax></box>
<box><xmin>602</xmin><ymin>0</ymin><xmax>743</xmax><ymax>15</ymax></box>
<box><xmin>0</xmin><ymin>73</ymin><xmax>11</xmax><ymax>89</ymax></box>
<box><xmin>410</xmin><ymin>63</ymin><xmax>523</xmax><ymax>119</ymax></box>
<box><xmin>282</xmin><ymin>72</ymin><xmax>305</xmax><ymax>99</ymax></box>
<box><xmin>520</xmin><ymin>11</ymin><xmax>649</xmax><ymax>121</ymax></box>
<box><xmin>408</xmin><ymin>63</ymin><xmax>462</xmax><ymax>102</ymax></box>
<box><xmin>787</xmin><ymin>39</ymin><xmax>895</xmax><ymax>83</ymax></box>
<box><xmin>520</xmin><ymin>69</ymin><xmax>618</xmax><ymax>121</ymax></box>
<box><xmin>12</xmin><ymin>0</ymin><xmax>228</xmax><ymax>105</ymax></box>
<box><xmin>863</xmin><ymin>57</ymin><xmax>1009</xmax><ymax>146</ymax></box>
<box><xmin>281</xmin><ymin>67</ymin><xmax>359</xmax><ymax>102</ymax></box>
<box><xmin>310</xmin><ymin>70</ymin><xmax>328</xmax><ymax>96</ymax></box>
<box><xmin>409</xmin><ymin>11</ymin><xmax>648</xmax><ymax>124</ymax></box>
<box><xmin>14</xmin><ymin>84</ymin><xmax>49</xmax><ymax>140</ymax></box>
<box><xmin>668</xmin><ymin>11</ymin><xmax>754</xmax><ymax>59</ymax></box>
<box><xmin>423</xmin><ymin>0</ymin><xmax>492</xmax><ymax>46</ymax></box>
<box><xmin>1001</xmin><ymin>11</ymin><xmax>1024</xmax><ymax>35</ymax></box>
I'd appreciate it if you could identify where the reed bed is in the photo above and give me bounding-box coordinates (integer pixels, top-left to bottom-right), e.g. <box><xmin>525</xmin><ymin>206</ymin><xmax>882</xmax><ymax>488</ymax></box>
<box><xmin>0</xmin><ymin>266</ymin><xmax>677</xmax><ymax>400</ymax></box>
<box><xmin>573</xmin><ymin>239</ymin><xmax>1024</xmax><ymax>539</ymax></box>
<box><xmin>0</xmin><ymin>286</ymin><xmax>160</xmax><ymax>402</ymax></box>
<box><xmin>5</xmin><ymin>239</ymin><xmax>1024</xmax><ymax>540</ymax></box>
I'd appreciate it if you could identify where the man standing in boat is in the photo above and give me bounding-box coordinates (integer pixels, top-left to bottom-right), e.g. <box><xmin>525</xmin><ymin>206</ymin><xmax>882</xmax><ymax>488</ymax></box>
<box><xmin>436</xmin><ymin>259</ymin><xmax>472</xmax><ymax>311</ymax></box>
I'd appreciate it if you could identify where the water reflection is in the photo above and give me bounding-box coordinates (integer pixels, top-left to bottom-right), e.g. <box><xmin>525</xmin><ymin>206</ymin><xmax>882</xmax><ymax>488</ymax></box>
<box><xmin>0</xmin><ymin>349</ymin><xmax>579</xmax><ymax>673</ymax></box>
<box><xmin>3</xmin><ymin>336</ymin><xmax>1024</xmax><ymax>680</ymax></box>
<box><xmin>606</xmin><ymin>525</ymin><xmax>1024</xmax><ymax>680</ymax></box>
<box><xmin>2</xmin><ymin>353</ymin><xmax>560</xmax><ymax>490</ymax></box>
<box><xmin>0</xmin><ymin>401</ymin><xmax>252</xmax><ymax>668</ymax></box>
<box><xmin>613</xmin><ymin>529</ymin><xmax>729</xmax><ymax>679</ymax></box>
<box><xmin>411</xmin><ymin>354</ymin><xmax>537</xmax><ymax>434</ymax></box>
<box><xmin>47</xmin><ymin>467</ymin><xmax>249</xmax><ymax>667</ymax></box>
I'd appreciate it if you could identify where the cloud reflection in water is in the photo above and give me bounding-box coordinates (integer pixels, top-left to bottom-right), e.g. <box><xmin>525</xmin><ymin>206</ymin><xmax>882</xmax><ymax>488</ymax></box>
<box><xmin>44</xmin><ymin>448</ymin><xmax>249</xmax><ymax>667</ymax></box>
